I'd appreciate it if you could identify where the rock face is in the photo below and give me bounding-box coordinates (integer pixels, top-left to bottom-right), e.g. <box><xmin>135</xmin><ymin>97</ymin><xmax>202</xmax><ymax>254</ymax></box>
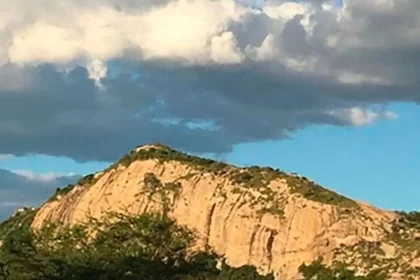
<box><xmin>31</xmin><ymin>144</ymin><xmax>420</xmax><ymax>279</ymax></box>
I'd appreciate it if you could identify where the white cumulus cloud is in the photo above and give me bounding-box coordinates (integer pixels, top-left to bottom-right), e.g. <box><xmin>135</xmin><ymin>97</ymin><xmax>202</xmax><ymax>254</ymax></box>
<box><xmin>0</xmin><ymin>0</ymin><xmax>417</xmax><ymax>161</ymax></box>
<box><xmin>329</xmin><ymin>107</ymin><xmax>399</xmax><ymax>126</ymax></box>
<box><xmin>11</xmin><ymin>170</ymin><xmax>77</xmax><ymax>183</ymax></box>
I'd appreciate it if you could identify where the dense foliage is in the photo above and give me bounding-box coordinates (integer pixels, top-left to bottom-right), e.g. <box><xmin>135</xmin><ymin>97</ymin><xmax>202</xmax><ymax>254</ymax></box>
<box><xmin>0</xmin><ymin>209</ymin><xmax>392</xmax><ymax>280</ymax></box>
<box><xmin>0</xmin><ymin>211</ymin><xmax>274</xmax><ymax>280</ymax></box>
<box><xmin>298</xmin><ymin>258</ymin><xmax>387</xmax><ymax>280</ymax></box>
<box><xmin>0</xmin><ymin>208</ymin><xmax>37</xmax><ymax>239</ymax></box>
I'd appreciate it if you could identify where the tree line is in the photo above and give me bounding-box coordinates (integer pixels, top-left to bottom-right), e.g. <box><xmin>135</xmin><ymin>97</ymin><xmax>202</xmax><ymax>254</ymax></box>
<box><xmin>0</xmin><ymin>210</ymin><xmax>387</xmax><ymax>280</ymax></box>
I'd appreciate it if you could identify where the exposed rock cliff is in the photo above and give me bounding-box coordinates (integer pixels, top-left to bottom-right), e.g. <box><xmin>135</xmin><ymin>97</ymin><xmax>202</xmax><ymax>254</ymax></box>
<box><xmin>31</xmin><ymin>144</ymin><xmax>420</xmax><ymax>279</ymax></box>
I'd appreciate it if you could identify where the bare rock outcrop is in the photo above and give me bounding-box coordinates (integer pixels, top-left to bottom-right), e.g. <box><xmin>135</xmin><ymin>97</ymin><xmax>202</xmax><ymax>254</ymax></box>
<box><xmin>30</xmin><ymin>144</ymin><xmax>420</xmax><ymax>279</ymax></box>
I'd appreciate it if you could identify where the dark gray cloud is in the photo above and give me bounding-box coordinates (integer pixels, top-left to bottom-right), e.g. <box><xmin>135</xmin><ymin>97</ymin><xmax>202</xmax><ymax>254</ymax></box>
<box><xmin>0</xmin><ymin>169</ymin><xmax>78</xmax><ymax>220</ymax></box>
<box><xmin>0</xmin><ymin>0</ymin><xmax>418</xmax><ymax>162</ymax></box>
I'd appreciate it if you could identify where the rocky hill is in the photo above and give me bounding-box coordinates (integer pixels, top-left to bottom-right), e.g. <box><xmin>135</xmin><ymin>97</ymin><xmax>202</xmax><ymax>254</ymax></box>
<box><xmin>18</xmin><ymin>144</ymin><xmax>420</xmax><ymax>279</ymax></box>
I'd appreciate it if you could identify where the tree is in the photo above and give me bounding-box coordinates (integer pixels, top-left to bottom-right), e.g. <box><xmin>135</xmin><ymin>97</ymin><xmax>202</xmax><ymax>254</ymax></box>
<box><xmin>298</xmin><ymin>258</ymin><xmax>387</xmax><ymax>280</ymax></box>
<box><xmin>0</xmin><ymin>211</ymin><xmax>275</xmax><ymax>280</ymax></box>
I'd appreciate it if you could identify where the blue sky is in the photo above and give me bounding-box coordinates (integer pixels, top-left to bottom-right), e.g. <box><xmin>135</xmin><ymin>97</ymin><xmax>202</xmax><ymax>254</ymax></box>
<box><xmin>228</xmin><ymin>102</ymin><xmax>420</xmax><ymax>211</ymax></box>
<box><xmin>1</xmin><ymin>102</ymin><xmax>418</xmax><ymax>211</ymax></box>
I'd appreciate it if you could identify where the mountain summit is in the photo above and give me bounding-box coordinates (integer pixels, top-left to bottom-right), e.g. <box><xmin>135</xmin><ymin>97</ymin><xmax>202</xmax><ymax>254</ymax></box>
<box><xmin>26</xmin><ymin>144</ymin><xmax>420</xmax><ymax>279</ymax></box>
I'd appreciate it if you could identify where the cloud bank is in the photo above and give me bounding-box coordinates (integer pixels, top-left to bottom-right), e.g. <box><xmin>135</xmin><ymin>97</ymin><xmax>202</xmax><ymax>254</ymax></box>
<box><xmin>0</xmin><ymin>0</ymin><xmax>418</xmax><ymax>161</ymax></box>
<box><xmin>0</xmin><ymin>169</ymin><xmax>78</xmax><ymax>220</ymax></box>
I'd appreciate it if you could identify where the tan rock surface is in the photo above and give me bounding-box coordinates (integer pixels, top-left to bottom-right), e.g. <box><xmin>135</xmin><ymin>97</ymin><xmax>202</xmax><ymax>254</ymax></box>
<box><xmin>30</xmin><ymin>145</ymin><xmax>418</xmax><ymax>280</ymax></box>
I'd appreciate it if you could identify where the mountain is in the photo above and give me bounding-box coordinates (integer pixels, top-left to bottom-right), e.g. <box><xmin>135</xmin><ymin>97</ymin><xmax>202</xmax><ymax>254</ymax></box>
<box><xmin>4</xmin><ymin>144</ymin><xmax>420</xmax><ymax>279</ymax></box>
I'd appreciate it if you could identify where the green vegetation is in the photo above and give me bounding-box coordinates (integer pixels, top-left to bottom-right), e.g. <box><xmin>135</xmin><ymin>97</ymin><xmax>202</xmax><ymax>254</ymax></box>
<box><xmin>112</xmin><ymin>144</ymin><xmax>230</xmax><ymax>175</ymax></box>
<box><xmin>217</xmin><ymin>263</ymin><xmax>274</xmax><ymax>280</ymax></box>
<box><xmin>387</xmin><ymin>211</ymin><xmax>420</xmax><ymax>252</ymax></box>
<box><xmin>143</xmin><ymin>172</ymin><xmax>165</xmax><ymax>195</ymax></box>
<box><xmin>337</xmin><ymin>240</ymin><xmax>386</xmax><ymax>271</ymax></box>
<box><xmin>2</xmin><ymin>145</ymin><xmax>416</xmax><ymax>279</ymax></box>
<box><xmin>76</xmin><ymin>173</ymin><xmax>97</xmax><ymax>187</ymax></box>
<box><xmin>256</xmin><ymin>201</ymin><xmax>284</xmax><ymax>217</ymax></box>
<box><xmin>48</xmin><ymin>174</ymin><xmax>99</xmax><ymax>202</ymax></box>
<box><xmin>395</xmin><ymin>211</ymin><xmax>420</xmax><ymax>229</ymax></box>
<box><xmin>381</xmin><ymin>212</ymin><xmax>420</xmax><ymax>261</ymax></box>
<box><xmin>229</xmin><ymin>167</ymin><xmax>283</xmax><ymax>189</ymax></box>
<box><xmin>288</xmin><ymin>175</ymin><xmax>357</xmax><ymax>208</ymax></box>
<box><xmin>0</xmin><ymin>210</ymin><xmax>388</xmax><ymax>280</ymax></box>
<box><xmin>0</xmin><ymin>208</ymin><xmax>37</xmax><ymax>240</ymax></box>
<box><xmin>0</xmin><ymin>200</ymin><xmax>402</xmax><ymax>280</ymax></box>
<box><xmin>228</xmin><ymin>168</ymin><xmax>285</xmax><ymax>217</ymax></box>
<box><xmin>229</xmin><ymin>166</ymin><xmax>357</xmax><ymax>209</ymax></box>
<box><xmin>48</xmin><ymin>184</ymin><xmax>76</xmax><ymax>202</ymax></box>
<box><xmin>47</xmin><ymin>144</ymin><xmax>357</xmax><ymax>209</ymax></box>
<box><xmin>140</xmin><ymin>173</ymin><xmax>182</xmax><ymax>213</ymax></box>
<box><xmin>299</xmin><ymin>258</ymin><xmax>387</xmax><ymax>280</ymax></box>
<box><xmin>0</xmin><ymin>211</ymin><xmax>275</xmax><ymax>280</ymax></box>
<box><xmin>111</xmin><ymin>144</ymin><xmax>359</xmax><ymax>213</ymax></box>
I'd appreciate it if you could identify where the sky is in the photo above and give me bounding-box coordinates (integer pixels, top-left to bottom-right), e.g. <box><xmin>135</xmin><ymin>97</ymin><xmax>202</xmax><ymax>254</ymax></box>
<box><xmin>0</xmin><ymin>0</ymin><xmax>419</xmax><ymax>219</ymax></box>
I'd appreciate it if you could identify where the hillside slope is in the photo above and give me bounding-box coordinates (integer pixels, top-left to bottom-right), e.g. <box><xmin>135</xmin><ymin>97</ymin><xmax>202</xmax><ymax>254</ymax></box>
<box><xmin>31</xmin><ymin>144</ymin><xmax>420</xmax><ymax>279</ymax></box>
